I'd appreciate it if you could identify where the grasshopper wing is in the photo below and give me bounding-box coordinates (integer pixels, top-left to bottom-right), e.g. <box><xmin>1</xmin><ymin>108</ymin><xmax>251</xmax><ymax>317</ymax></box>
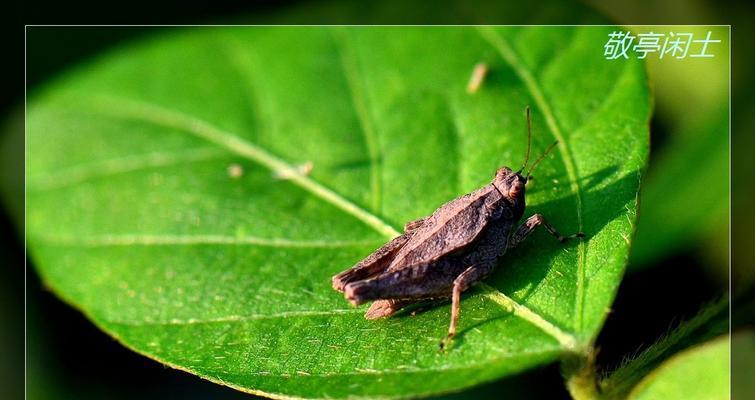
<box><xmin>388</xmin><ymin>184</ymin><xmax>504</xmax><ymax>270</ymax></box>
<box><xmin>331</xmin><ymin>233</ymin><xmax>411</xmax><ymax>292</ymax></box>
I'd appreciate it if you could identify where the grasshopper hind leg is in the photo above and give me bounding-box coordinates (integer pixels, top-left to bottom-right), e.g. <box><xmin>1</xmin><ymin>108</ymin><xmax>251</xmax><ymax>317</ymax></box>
<box><xmin>440</xmin><ymin>260</ymin><xmax>496</xmax><ymax>350</ymax></box>
<box><xmin>364</xmin><ymin>299</ymin><xmax>417</xmax><ymax>320</ymax></box>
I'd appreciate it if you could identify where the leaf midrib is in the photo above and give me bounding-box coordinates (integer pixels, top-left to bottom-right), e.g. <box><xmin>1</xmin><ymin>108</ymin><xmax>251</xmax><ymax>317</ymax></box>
<box><xmin>35</xmin><ymin>232</ymin><xmax>383</xmax><ymax>249</ymax></box>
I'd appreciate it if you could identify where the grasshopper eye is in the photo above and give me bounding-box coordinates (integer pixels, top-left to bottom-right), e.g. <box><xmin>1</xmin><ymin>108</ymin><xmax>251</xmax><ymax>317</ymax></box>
<box><xmin>508</xmin><ymin>180</ymin><xmax>525</xmax><ymax>197</ymax></box>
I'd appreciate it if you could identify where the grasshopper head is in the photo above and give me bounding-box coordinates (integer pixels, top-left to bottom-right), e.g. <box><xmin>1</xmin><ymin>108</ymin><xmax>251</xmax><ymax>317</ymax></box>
<box><xmin>493</xmin><ymin>166</ymin><xmax>527</xmax><ymax>201</ymax></box>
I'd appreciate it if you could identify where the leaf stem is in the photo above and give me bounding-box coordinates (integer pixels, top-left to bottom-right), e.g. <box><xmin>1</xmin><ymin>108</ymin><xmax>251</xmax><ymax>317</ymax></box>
<box><xmin>563</xmin><ymin>350</ymin><xmax>602</xmax><ymax>400</ymax></box>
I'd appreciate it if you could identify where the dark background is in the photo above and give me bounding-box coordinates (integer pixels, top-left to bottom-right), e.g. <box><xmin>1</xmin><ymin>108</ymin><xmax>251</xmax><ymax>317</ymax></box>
<box><xmin>3</xmin><ymin>1</ymin><xmax>752</xmax><ymax>399</ymax></box>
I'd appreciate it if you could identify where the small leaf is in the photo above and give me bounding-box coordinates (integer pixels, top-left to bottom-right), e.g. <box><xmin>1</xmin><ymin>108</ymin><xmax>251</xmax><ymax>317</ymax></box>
<box><xmin>628</xmin><ymin>335</ymin><xmax>730</xmax><ymax>400</ymax></box>
<box><xmin>23</xmin><ymin>27</ymin><xmax>649</xmax><ymax>398</ymax></box>
<box><xmin>599</xmin><ymin>297</ymin><xmax>728</xmax><ymax>398</ymax></box>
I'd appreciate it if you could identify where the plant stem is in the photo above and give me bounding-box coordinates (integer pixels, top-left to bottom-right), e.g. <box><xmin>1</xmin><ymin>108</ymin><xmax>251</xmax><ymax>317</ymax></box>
<box><xmin>563</xmin><ymin>347</ymin><xmax>603</xmax><ymax>400</ymax></box>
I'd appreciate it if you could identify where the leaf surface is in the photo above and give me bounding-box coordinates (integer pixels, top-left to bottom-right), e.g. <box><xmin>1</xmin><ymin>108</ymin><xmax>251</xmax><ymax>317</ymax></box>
<box><xmin>628</xmin><ymin>335</ymin><xmax>730</xmax><ymax>400</ymax></box>
<box><xmin>25</xmin><ymin>27</ymin><xmax>649</xmax><ymax>398</ymax></box>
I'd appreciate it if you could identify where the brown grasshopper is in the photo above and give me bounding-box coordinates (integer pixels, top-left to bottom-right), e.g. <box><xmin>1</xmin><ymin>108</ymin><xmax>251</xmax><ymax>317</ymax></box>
<box><xmin>331</xmin><ymin>107</ymin><xmax>583</xmax><ymax>349</ymax></box>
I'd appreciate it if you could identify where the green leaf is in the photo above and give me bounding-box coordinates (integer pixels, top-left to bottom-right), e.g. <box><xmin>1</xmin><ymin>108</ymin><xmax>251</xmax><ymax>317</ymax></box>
<box><xmin>24</xmin><ymin>27</ymin><xmax>649</xmax><ymax>398</ymax></box>
<box><xmin>627</xmin><ymin>335</ymin><xmax>730</xmax><ymax>400</ymax></box>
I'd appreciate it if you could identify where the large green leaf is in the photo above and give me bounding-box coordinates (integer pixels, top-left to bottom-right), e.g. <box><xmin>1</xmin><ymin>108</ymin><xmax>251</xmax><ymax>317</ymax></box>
<box><xmin>25</xmin><ymin>27</ymin><xmax>649</xmax><ymax>398</ymax></box>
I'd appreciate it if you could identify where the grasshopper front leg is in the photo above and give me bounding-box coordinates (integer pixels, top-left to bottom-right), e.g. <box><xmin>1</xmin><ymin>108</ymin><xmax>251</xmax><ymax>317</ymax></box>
<box><xmin>508</xmin><ymin>214</ymin><xmax>584</xmax><ymax>248</ymax></box>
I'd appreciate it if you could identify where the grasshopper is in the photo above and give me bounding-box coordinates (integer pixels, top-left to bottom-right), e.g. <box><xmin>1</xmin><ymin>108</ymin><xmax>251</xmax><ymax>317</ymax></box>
<box><xmin>331</xmin><ymin>107</ymin><xmax>583</xmax><ymax>348</ymax></box>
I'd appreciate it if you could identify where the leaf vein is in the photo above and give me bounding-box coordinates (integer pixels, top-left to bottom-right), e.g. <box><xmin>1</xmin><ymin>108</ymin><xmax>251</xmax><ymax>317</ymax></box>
<box><xmin>28</xmin><ymin>147</ymin><xmax>226</xmax><ymax>191</ymax></box>
<box><xmin>480</xmin><ymin>283</ymin><xmax>578</xmax><ymax>351</ymax></box>
<box><xmin>35</xmin><ymin>233</ymin><xmax>381</xmax><ymax>249</ymax></box>
<box><xmin>216</xmin><ymin>348</ymin><xmax>559</xmax><ymax>378</ymax></box>
<box><xmin>88</xmin><ymin>95</ymin><xmax>401</xmax><ymax>239</ymax></box>
<box><xmin>109</xmin><ymin>309</ymin><xmax>364</xmax><ymax>327</ymax></box>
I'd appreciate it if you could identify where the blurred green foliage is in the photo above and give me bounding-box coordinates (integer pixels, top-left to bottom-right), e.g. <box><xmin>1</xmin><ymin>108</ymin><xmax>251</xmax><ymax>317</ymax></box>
<box><xmin>628</xmin><ymin>26</ymin><xmax>729</xmax><ymax>274</ymax></box>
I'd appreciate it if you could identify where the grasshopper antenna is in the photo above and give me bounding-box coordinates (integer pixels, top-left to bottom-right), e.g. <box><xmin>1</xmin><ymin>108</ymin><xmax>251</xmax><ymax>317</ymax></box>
<box><xmin>526</xmin><ymin>140</ymin><xmax>558</xmax><ymax>180</ymax></box>
<box><xmin>518</xmin><ymin>106</ymin><xmax>532</xmax><ymax>174</ymax></box>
